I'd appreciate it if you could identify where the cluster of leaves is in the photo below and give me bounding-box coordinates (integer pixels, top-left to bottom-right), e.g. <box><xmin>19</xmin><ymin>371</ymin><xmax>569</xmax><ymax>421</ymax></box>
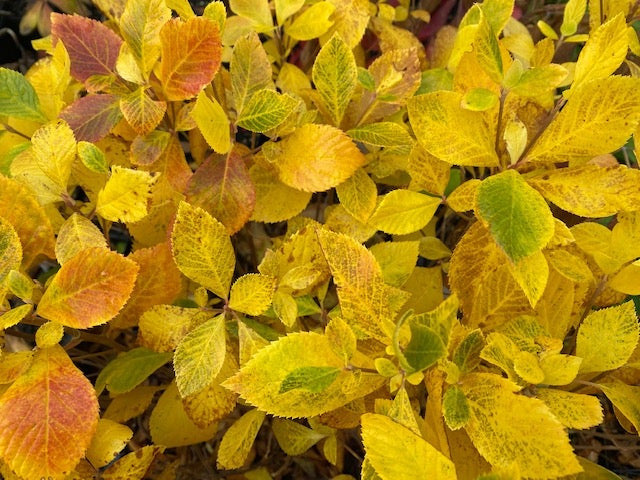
<box><xmin>1</xmin><ymin>0</ymin><xmax>640</xmax><ymax>477</ymax></box>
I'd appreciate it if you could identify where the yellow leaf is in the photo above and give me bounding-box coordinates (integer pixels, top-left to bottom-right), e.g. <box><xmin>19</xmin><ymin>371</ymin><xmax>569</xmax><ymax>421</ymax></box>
<box><xmin>231</xmin><ymin>32</ymin><xmax>273</xmax><ymax>116</ymax></box>
<box><xmin>120</xmin><ymin>0</ymin><xmax>171</xmax><ymax>77</ymax></box>
<box><xmin>312</xmin><ymin>33</ymin><xmax>357</xmax><ymax>126</ymax></box>
<box><xmin>230</xmin><ymin>0</ymin><xmax>273</xmax><ymax>30</ymax></box>
<box><xmin>528</xmin><ymin>164</ymin><xmax>640</xmax><ymax>217</ymax></box>
<box><xmin>361</xmin><ymin>413</ymin><xmax>456</xmax><ymax>480</ymax></box>
<box><xmin>525</xmin><ymin>76</ymin><xmax>640</xmax><ymax>164</ymax></box>
<box><xmin>507</xmin><ymin>250</ymin><xmax>549</xmax><ymax>308</ymax></box>
<box><xmin>104</xmin><ymin>386</ymin><xmax>161</xmax><ymax>423</ymax></box>
<box><xmin>273</xmin><ymin>290</ymin><xmax>298</xmax><ymax>327</ymax></box>
<box><xmin>275</xmin><ymin>0</ymin><xmax>305</xmax><ymax>24</ymax></box>
<box><xmin>474</xmin><ymin>9</ymin><xmax>503</xmax><ymax>83</ymax></box>
<box><xmin>609</xmin><ymin>260</ymin><xmax>640</xmax><ymax>295</ymax></box>
<box><xmin>236</xmin><ymin>89</ymin><xmax>297</xmax><ymax>133</ymax></box>
<box><xmin>191</xmin><ymin>91</ymin><xmax>230</xmax><ymax>154</ymax></box>
<box><xmin>149</xmin><ymin>381</ymin><xmax>218</xmax><ymax>447</ymax></box>
<box><xmin>5</xmin><ymin>270</ymin><xmax>33</xmax><ymax>302</ymax></box>
<box><xmin>576</xmin><ymin>301</ymin><xmax>639</xmax><ymax>373</ymax></box>
<box><xmin>560</xmin><ymin>0</ymin><xmax>587</xmax><ymax>36</ymax></box>
<box><xmin>0</xmin><ymin>218</ymin><xmax>21</xmax><ymax>286</ymax></box>
<box><xmin>11</xmin><ymin>119</ymin><xmax>76</xmax><ymax>204</ymax></box>
<box><xmin>174</xmin><ymin>315</ymin><xmax>226</xmax><ymax>397</ymax></box>
<box><xmin>138</xmin><ymin>305</ymin><xmax>209</xmax><ymax>352</ymax></box>
<box><xmin>35</xmin><ymin>322</ymin><xmax>64</xmax><ymax>348</ymax></box>
<box><xmin>223</xmin><ymin>332</ymin><xmax>384</xmax><ymax>418</ymax></box>
<box><xmin>0</xmin><ymin>304</ymin><xmax>32</xmax><ymax>331</ymax></box>
<box><xmin>268</xmin><ymin>123</ymin><xmax>366</xmax><ymax>192</ymax></box>
<box><xmin>86</xmin><ymin>418</ymin><xmax>132</xmax><ymax>468</ymax></box>
<box><xmin>368</xmin><ymin>190</ymin><xmax>441</xmax><ymax>235</ymax></box>
<box><xmin>335</xmin><ymin>168</ymin><xmax>378</xmax><ymax>223</ymax></box>
<box><xmin>570</xmin><ymin>13</ymin><xmax>628</xmax><ymax>92</ymax></box>
<box><xmin>217</xmin><ymin>409</ymin><xmax>266</xmax><ymax>469</ymax></box>
<box><xmin>287</xmin><ymin>2</ymin><xmax>335</xmax><ymax>41</ymax></box>
<box><xmin>539</xmin><ymin>353</ymin><xmax>582</xmax><ymax>385</ymax></box>
<box><xmin>119</xmin><ymin>87</ymin><xmax>166</xmax><ymax>135</ymax></box>
<box><xmin>536</xmin><ymin>389</ymin><xmax>602</xmax><ymax>430</ymax></box>
<box><xmin>37</xmin><ymin>247</ymin><xmax>139</xmax><ymax>329</ymax></box>
<box><xmin>229</xmin><ymin>273</ymin><xmax>276</xmax><ymax>316</ymax></box>
<box><xmin>419</xmin><ymin>237</ymin><xmax>452</xmax><ymax>260</ymax></box>
<box><xmin>54</xmin><ymin>213</ymin><xmax>107</xmax><ymax>265</ymax></box>
<box><xmin>102</xmin><ymin>445</ymin><xmax>164</xmax><ymax>480</ymax></box>
<box><xmin>370</xmin><ymin>241</ymin><xmax>418</xmax><ymax>287</ymax></box>
<box><xmin>322</xmin><ymin>0</ymin><xmax>370</xmax><ymax>49</ymax></box>
<box><xmin>509</xmin><ymin>64</ymin><xmax>569</xmax><ymax>98</ymax></box>
<box><xmin>272</xmin><ymin>418</ymin><xmax>327</xmax><ymax>455</ymax></box>
<box><xmin>408</xmin><ymin>91</ymin><xmax>499</xmax><ymax>167</ymax></box>
<box><xmin>170</xmin><ymin>201</ymin><xmax>235</xmax><ymax>299</ymax></box>
<box><xmin>96</xmin><ymin>166</ymin><xmax>156</xmax><ymax>223</ymax></box>
<box><xmin>0</xmin><ymin>351</ymin><xmax>32</xmax><ymax>385</ymax></box>
<box><xmin>446</xmin><ymin>179</ymin><xmax>481</xmax><ymax>212</ymax></box>
<box><xmin>598</xmin><ymin>379</ymin><xmax>640</xmax><ymax>432</ymax></box>
<box><xmin>407</xmin><ymin>145</ymin><xmax>451</xmax><ymax>196</ymax></box>
<box><xmin>571</xmin><ymin>222</ymin><xmax>621</xmax><ymax>274</ymax></box>
<box><xmin>461</xmin><ymin>373</ymin><xmax>581</xmax><ymax>477</ymax></box>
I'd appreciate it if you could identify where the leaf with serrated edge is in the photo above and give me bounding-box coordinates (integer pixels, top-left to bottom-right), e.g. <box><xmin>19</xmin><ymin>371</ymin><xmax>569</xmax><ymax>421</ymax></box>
<box><xmin>0</xmin><ymin>218</ymin><xmax>21</xmax><ymax>284</ymax></box>
<box><xmin>536</xmin><ymin>389</ymin><xmax>602</xmax><ymax>430</ymax></box>
<box><xmin>576</xmin><ymin>301</ymin><xmax>639</xmax><ymax>373</ymax></box>
<box><xmin>0</xmin><ymin>67</ymin><xmax>46</xmax><ymax>121</ymax></box>
<box><xmin>229</xmin><ymin>274</ymin><xmax>276</xmax><ymax>316</ymax></box>
<box><xmin>231</xmin><ymin>32</ymin><xmax>273</xmax><ymax>115</ymax></box>
<box><xmin>461</xmin><ymin>373</ymin><xmax>581</xmax><ymax>477</ymax></box>
<box><xmin>237</xmin><ymin>89</ymin><xmax>297</xmax><ymax>133</ymax></box>
<box><xmin>361</xmin><ymin>413</ymin><xmax>456</xmax><ymax>480</ymax></box>
<box><xmin>223</xmin><ymin>332</ymin><xmax>384</xmax><ymax>418</ymax></box>
<box><xmin>97</xmin><ymin>166</ymin><xmax>156</xmax><ymax>223</ymax></box>
<box><xmin>598</xmin><ymin>379</ymin><xmax>640</xmax><ymax>432</ymax></box>
<box><xmin>55</xmin><ymin>213</ymin><xmax>106</xmax><ymax>265</ymax></box>
<box><xmin>38</xmin><ymin>247</ymin><xmax>138</xmax><ymax>328</ymax></box>
<box><xmin>336</xmin><ymin>168</ymin><xmax>377</xmax><ymax>223</ymax></box>
<box><xmin>60</xmin><ymin>94</ymin><xmax>123</xmax><ymax>142</ymax></box>
<box><xmin>0</xmin><ymin>345</ymin><xmax>98</xmax><ymax>480</ymax></box>
<box><xmin>119</xmin><ymin>87</ymin><xmax>166</xmax><ymax>135</ymax></box>
<box><xmin>170</xmin><ymin>202</ymin><xmax>235</xmax><ymax>298</ymax></box>
<box><xmin>174</xmin><ymin>315</ymin><xmax>226</xmax><ymax>397</ymax></box>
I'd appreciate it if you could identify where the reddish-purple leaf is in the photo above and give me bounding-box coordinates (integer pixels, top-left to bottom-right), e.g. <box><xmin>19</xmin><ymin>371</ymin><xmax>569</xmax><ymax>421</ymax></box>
<box><xmin>51</xmin><ymin>13</ymin><xmax>123</xmax><ymax>83</ymax></box>
<box><xmin>60</xmin><ymin>94</ymin><xmax>123</xmax><ymax>142</ymax></box>
<box><xmin>186</xmin><ymin>144</ymin><xmax>256</xmax><ymax>234</ymax></box>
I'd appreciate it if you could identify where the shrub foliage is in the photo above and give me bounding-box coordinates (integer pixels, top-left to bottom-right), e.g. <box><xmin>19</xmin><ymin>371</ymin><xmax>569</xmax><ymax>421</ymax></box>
<box><xmin>0</xmin><ymin>0</ymin><xmax>640</xmax><ymax>478</ymax></box>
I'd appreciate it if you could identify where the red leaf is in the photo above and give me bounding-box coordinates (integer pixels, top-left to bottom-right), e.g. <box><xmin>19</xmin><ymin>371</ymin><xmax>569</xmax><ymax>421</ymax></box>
<box><xmin>51</xmin><ymin>13</ymin><xmax>123</xmax><ymax>83</ymax></box>
<box><xmin>60</xmin><ymin>94</ymin><xmax>123</xmax><ymax>142</ymax></box>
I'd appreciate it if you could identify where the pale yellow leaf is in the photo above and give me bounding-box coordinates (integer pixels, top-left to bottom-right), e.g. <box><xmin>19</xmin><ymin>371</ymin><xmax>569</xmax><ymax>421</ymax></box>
<box><xmin>217</xmin><ymin>409</ymin><xmax>266</xmax><ymax>469</ymax></box>
<box><xmin>536</xmin><ymin>388</ymin><xmax>602</xmax><ymax>430</ymax></box>
<box><xmin>96</xmin><ymin>166</ymin><xmax>156</xmax><ymax>223</ymax></box>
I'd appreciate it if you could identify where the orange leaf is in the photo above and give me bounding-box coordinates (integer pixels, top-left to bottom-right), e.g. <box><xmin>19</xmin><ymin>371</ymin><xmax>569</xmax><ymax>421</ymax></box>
<box><xmin>0</xmin><ymin>345</ymin><xmax>99</xmax><ymax>479</ymax></box>
<box><xmin>60</xmin><ymin>94</ymin><xmax>123</xmax><ymax>142</ymax></box>
<box><xmin>159</xmin><ymin>17</ymin><xmax>222</xmax><ymax>101</ymax></box>
<box><xmin>186</xmin><ymin>144</ymin><xmax>256</xmax><ymax>234</ymax></box>
<box><xmin>37</xmin><ymin>247</ymin><xmax>139</xmax><ymax>329</ymax></box>
<box><xmin>112</xmin><ymin>242</ymin><xmax>182</xmax><ymax>329</ymax></box>
<box><xmin>51</xmin><ymin>13</ymin><xmax>123</xmax><ymax>83</ymax></box>
<box><xmin>0</xmin><ymin>175</ymin><xmax>55</xmax><ymax>268</ymax></box>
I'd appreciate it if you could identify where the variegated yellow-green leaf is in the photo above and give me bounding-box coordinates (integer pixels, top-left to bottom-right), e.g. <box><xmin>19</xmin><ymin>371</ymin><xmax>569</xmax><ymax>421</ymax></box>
<box><xmin>474</xmin><ymin>10</ymin><xmax>502</xmax><ymax>83</ymax></box>
<box><xmin>336</xmin><ymin>168</ymin><xmax>378</xmax><ymax>223</ymax></box>
<box><xmin>560</xmin><ymin>0</ymin><xmax>586</xmax><ymax>35</ymax></box>
<box><xmin>229</xmin><ymin>274</ymin><xmax>276</xmax><ymax>316</ymax></box>
<box><xmin>191</xmin><ymin>91</ymin><xmax>231</xmax><ymax>154</ymax></box>
<box><xmin>461</xmin><ymin>373</ymin><xmax>581</xmax><ymax>477</ymax></box>
<box><xmin>369</xmin><ymin>190</ymin><xmax>441</xmax><ymax>235</ymax></box>
<box><xmin>536</xmin><ymin>389</ymin><xmax>602</xmax><ymax>430</ymax></box>
<box><xmin>77</xmin><ymin>141</ymin><xmax>108</xmax><ymax>174</ymax></box>
<box><xmin>476</xmin><ymin>170</ymin><xmax>554</xmax><ymax>263</ymax></box>
<box><xmin>361</xmin><ymin>413</ymin><xmax>456</xmax><ymax>480</ymax></box>
<box><xmin>96</xmin><ymin>166</ymin><xmax>156</xmax><ymax>223</ymax></box>
<box><xmin>55</xmin><ymin>213</ymin><xmax>107</xmax><ymax>265</ymax></box>
<box><xmin>222</xmin><ymin>332</ymin><xmax>384</xmax><ymax>418</ymax></box>
<box><xmin>217</xmin><ymin>409</ymin><xmax>266</xmax><ymax>469</ymax></box>
<box><xmin>174</xmin><ymin>315</ymin><xmax>226</xmax><ymax>397</ymax></box>
<box><xmin>508</xmin><ymin>64</ymin><xmax>568</xmax><ymax>98</ymax></box>
<box><xmin>526</xmin><ymin>76</ymin><xmax>640</xmax><ymax>164</ymax></box>
<box><xmin>370</xmin><ymin>241</ymin><xmax>418</xmax><ymax>287</ymax></box>
<box><xmin>408</xmin><ymin>91</ymin><xmax>499</xmax><ymax>167</ymax></box>
<box><xmin>236</xmin><ymin>89</ymin><xmax>297</xmax><ymax>133</ymax></box>
<box><xmin>442</xmin><ymin>385</ymin><xmax>470</xmax><ymax>430</ymax></box>
<box><xmin>96</xmin><ymin>348</ymin><xmax>172</xmax><ymax>395</ymax></box>
<box><xmin>576</xmin><ymin>301</ymin><xmax>639</xmax><ymax>373</ymax></box>
<box><xmin>528</xmin><ymin>165</ymin><xmax>640</xmax><ymax>218</ymax></box>
<box><xmin>170</xmin><ymin>202</ymin><xmax>235</xmax><ymax>299</ymax></box>
<box><xmin>231</xmin><ymin>31</ymin><xmax>273</xmax><ymax>116</ymax></box>
<box><xmin>312</xmin><ymin>33</ymin><xmax>357</xmax><ymax>126</ymax></box>
<box><xmin>0</xmin><ymin>67</ymin><xmax>47</xmax><ymax>121</ymax></box>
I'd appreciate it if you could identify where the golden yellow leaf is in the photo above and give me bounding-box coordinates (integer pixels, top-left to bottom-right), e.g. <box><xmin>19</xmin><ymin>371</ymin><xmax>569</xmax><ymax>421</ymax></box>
<box><xmin>96</xmin><ymin>166</ymin><xmax>156</xmax><ymax>223</ymax></box>
<box><xmin>507</xmin><ymin>250</ymin><xmax>549</xmax><ymax>308</ymax></box>
<box><xmin>217</xmin><ymin>409</ymin><xmax>266</xmax><ymax>469</ymax></box>
<box><xmin>119</xmin><ymin>87</ymin><xmax>166</xmax><ymax>135</ymax></box>
<box><xmin>268</xmin><ymin>124</ymin><xmax>366</xmax><ymax>192</ymax></box>
<box><xmin>461</xmin><ymin>373</ymin><xmax>581</xmax><ymax>477</ymax></box>
<box><xmin>370</xmin><ymin>241</ymin><xmax>418</xmax><ymax>287</ymax></box>
<box><xmin>138</xmin><ymin>305</ymin><xmax>210</xmax><ymax>352</ymax></box>
<box><xmin>361</xmin><ymin>413</ymin><xmax>456</xmax><ymax>480</ymax></box>
<box><xmin>610</xmin><ymin>260</ymin><xmax>640</xmax><ymax>295</ymax></box>
<box><xmin>231</xmin><ymin>31</ymin><xmax>273</xmax><ymax>115</ymax></box>
<box><xmin>598</xmin><ymin>379</ymin><xmax>640</xmax><ymax>432</ymax></box>
<box><xmin>287</xmin><ymin>2</ymin><xmax>335</xmax><ymax>41</ymax></box>
<box><xmin>229</xmin><ymin>274</ymin><xmax>276</xmax><ymax>316</ymax></box>
<box><xmin>103</xmin><ymin>386</ymin><xmax>161</xmax><ymax>423</ymax></box>
<box><xmin>54</xmin><ymin>213</ymin><xmax>107</xmax><ymax>265</ymax></box>
<box><xmin>86</xmin><ymin>419</ymin><xmax>132</xmax><ymax>469</ymax></box>
<box><xmin>0</xmin><ymin>217</ymin><xmax>21</xmax><ymax>286</ymax></box>
<box><xmin>408</xmin><ymin>91</ymin><xmax>499</xmax><ymax>167</ymax></box>
<box><xmin>525</xmin><ymin>76</ymin><xmax>640</xmax><ymax>164</ymax></box>
<box><xmin>335</xmin><ymin>168</ymin><xmax>378</xmax><ymax>223</ymax></box>
<box><xmin>101</xmin><ymin>445</ymin><xmax>164</xmax><ymax>480</ymax></box>
<box><xmin>536</xmin><ymin>389</ymin><xmax>602</xmax><ymax>430</ymax></box>
<box><xmin>272</xmin><ymin>418</ymin><xmax>327</xmax><ymax>455</ymax></box>
<box><xmin>35</xmin><ymin>321</ymin><xmax>64</xmax><ymax>348</ymax></box>
<box><xmin>368</xmin><ymin>190</ymin><xmax>441</xmax><ymax>235</ymax></box>
<box><xmin>528</xmin><ymin>165</ymin><xmax>640</xmax><ymax>217</ymax></box>
<box><xmin>539</xmin><ymin>353</ymin><xmax>582</xmax><ymax>385</ymax></box>
<box><xmin>446</xmin><ymin>179</ymin><xmax>481</xmax><ymax>212</ymax></box>
<box><xmin>149</xmin><ymin>382</ymin><xmax>218</xmax><ymax>447</ymax></box>
<box><xmin>576</xmin><ymin>301</ymin><xmax>639</xmax><ymax>373</ymax></box>
<box><xmin>170</xmin><ymin>201</ymin><xmax>235</xmax><ymax>299</ymax></box>
<box><xmin>191</xmin><ymin>91</ymin><xmax>231</xmax><ymax>154</ymax></box>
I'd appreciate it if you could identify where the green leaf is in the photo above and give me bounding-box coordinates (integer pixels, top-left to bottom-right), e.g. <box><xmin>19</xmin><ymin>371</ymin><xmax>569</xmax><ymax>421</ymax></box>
<box><xmin>403</xmin><ymin>322</ymin><xmax>446</xmax><ymax>372</ymax></box>
<box><xmin>95</xmin><ymin>348</ymin><xmax>172</xmax><ymax>395</ymax></box>
<box><xmin>0</xmin><ymin>68</ymin><xmax>46</xmax><ymax>121</ymax></box>
<box><xmin>279</xmin><ymin>366</ymin><xmax>341</xmax><ymax>394</ymax></box>
<box><xmin>174</xmin><ymin>315</ymin><xmax>226</xmax><ymax>397</ymax></box>
<box><xmin>236</xmin><ymin>89</ymin><xmax>297</xmax><ymax>133</ymax></box>
<box><xmin>475</xmin><ymin>170</ymin><xmax>554</xmax><ymax>262</ymax></box>
<box><xmin>442</xmin><ymin>385</ymin><xmax>470</xmax><ymax>430</ymax></box>
<box><xmin>312</xmin><ymin>33</ymin><xmax>357</xmax><ymax>126</ymax></box>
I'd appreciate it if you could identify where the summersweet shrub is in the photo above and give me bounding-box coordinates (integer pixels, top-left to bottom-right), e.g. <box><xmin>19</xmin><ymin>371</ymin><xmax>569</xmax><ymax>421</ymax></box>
<box><xmin>0</xmin><ymin>0</ymin><xmax>639</xmax><ymax>477</ymax></box>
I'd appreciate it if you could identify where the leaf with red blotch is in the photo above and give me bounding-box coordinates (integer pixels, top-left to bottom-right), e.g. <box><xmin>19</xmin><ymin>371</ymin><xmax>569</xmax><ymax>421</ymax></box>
<box><xmin>51</xmin><ymin>13</ymin><xmax>123</xmax><ymax>83</ymax></box>
<box><xmin>60</xmin><ymin>94</ymin><xmax>123</xmax><ymax>142</ymax></box>
<box><xmin>0</xmin><ymin>345</ymin><xmax>99</xmax><ymax>480</ymax></box>
<box><xmin>111</xmin><ymin>242</ymin><xmax>183</xmax><ymax>329</ymax></box>
<box><xmin>186</xmin><ymin>144</ymin><xmax>256</xmax><ymax>234</ymax></box>
<box><xmin>158</xmin><ymin>17</ymin><xmax>222</xmax><ymax>101</ymax></box>
<box><xmin>120</xmin><ymin>87</ymin><xmax>167</xmax><ymax>135</ymax></box>
<box><xmin>37</xmin><ymin>247</ymin><xmax>139</xmax><ymax>329</ymax></box>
